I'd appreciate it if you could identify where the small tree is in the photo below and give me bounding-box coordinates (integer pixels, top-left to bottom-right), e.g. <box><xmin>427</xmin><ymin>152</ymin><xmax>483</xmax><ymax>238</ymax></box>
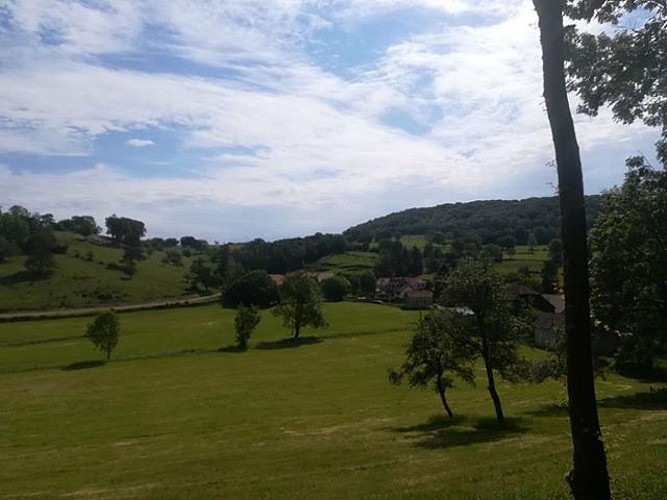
<box><xmin>321</xmin><ymin>275</ymin><xmax>349</xmax><ymax>302</ymax></box>
<box><xmin>86</xmin><ymin>311</ymin><xmax>120</xmax><ymax>360</ymax></box>
<box><xmin>234</xmin><ymin>305</ymin><xmax>261</xmax><ymax>350</ymax></box>
<box><xmin>273</xmin><ymin>271</ymin><xmax>327</xmax><ymax>339</ymax></box>
<box><xmin>443</xmin><ymin>260</ymin><xmax>531</xmax><ymax>423</ymax></box>
<box><xmin>389</xmin><ymin>310</ymin><xmax>475</xmax><ymax>418</ymax></box>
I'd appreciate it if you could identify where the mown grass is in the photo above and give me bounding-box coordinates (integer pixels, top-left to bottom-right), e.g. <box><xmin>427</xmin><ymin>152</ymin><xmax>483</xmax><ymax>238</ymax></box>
<box><xmin>318</xmin><ymin>251</ymin><xmax>378</xmax><ymax>274</ymax></box>
<box><xmin>0</xmin><ymin>232</ymin><xmax>196</xmax><ymax>312</ymax></box>
<box><xmin>1</xmin><ymin>302</ymin><xmax>665</xmax><ymax>499</ymax></box>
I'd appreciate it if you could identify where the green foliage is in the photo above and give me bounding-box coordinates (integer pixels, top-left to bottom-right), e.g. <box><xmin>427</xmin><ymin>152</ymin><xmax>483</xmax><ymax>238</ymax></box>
<box><xmin>443</xmin><ymin>260</ymin><xmax>532</xmax><ymax>422</ymax></box>
<box><xmin>320</xmin><ymin>275</ymin><xmax>349</xmax><ymax>302</ymax></box>
<box><xmin>85</xmin><ymin>311</ymin><xmax>120</xmax><ymax>360</ymax></box>
<box><xmin>389</xmin><ymin>310</ymin><xmax>475</xmax><ymax>417</ymax></box>
<box><xmin>344</xmin><ymin>196</ymin><xmax>600</xmax><ymax>248</ymax></box>
<box><xmin>188</xmin><ymin>257</ymin><xmax>215</xmax><ymax>292</ymax></box>
<box><xmin>234</xmin><ymin>305</ymin><xmax>261</xmax><ymax>350</ymax></box>
<box><xmin>222</xmin><ymin>270</ymin><xmax>278</xmax><ymax>308</ymax></box>
<box><xmin>58</xmin><ymin>215</ymin><xmax>100</xmax><ymax>236</ymax></box>
<box><xmin>162</xmin><ymin>248</ymin><xmax>183</xmax><ymax>267</ymax></box>
<box><xmin>121</xmin><ymin>243</ymin><xmax>145</xmax><ymax>277</ymax></box>
<box><xmin>105</xmin><ymin>215</ymin><xmax>146</xmax><ymax>246</ymax></box>
<box><xmin>273</xmin><ymin>271</ymin><xmax>327</xmax><ymax>339</ymax></box>
<box><xmin>565</xmin><ymin>0</ymin><xmax>667</xmax><ymax>162</ymax></box>
<box><xmin>23</xmin><ymin>228</ymin><xmax>58</xmax><ymax>277</ymax></box>
<box><xmin>590</xmin><ymin>157</ymin><xmax>667</xmax><ymax>376</ymax></box>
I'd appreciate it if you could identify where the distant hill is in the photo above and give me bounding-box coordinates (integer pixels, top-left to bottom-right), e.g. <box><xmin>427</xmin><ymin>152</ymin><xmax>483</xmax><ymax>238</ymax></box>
<box><xmin>343</xmin><ymin>195</ymin><xmax>602</xmax><ymax>246</ymax></box>
<box><xmin>0</xmin><ymin>231</ymin><xmax>197</xmax><ymax>312</ymax></box>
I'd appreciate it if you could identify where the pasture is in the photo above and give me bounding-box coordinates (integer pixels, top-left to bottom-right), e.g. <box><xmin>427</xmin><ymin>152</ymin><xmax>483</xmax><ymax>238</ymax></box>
<box><xmin>1</xmin><ymin>303</ymin><xmax>665</xmax><ymax>499</ymax></box>
<box><xmin>0</xmin><ymin>232</ymin><xmax>195</xmax><ymax>312</ymax></box>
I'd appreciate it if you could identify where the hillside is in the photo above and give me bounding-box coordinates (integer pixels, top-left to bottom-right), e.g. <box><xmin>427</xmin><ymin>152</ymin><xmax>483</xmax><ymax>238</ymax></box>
<box><xmin>0</xmin><ymin>231</ymin><xmax>197</xmax><ymax>312</ymax></box>
<box><xmin>343</xmin><ymin>195</ymin><xmax>602</xmax><ymax>246</ymax></box>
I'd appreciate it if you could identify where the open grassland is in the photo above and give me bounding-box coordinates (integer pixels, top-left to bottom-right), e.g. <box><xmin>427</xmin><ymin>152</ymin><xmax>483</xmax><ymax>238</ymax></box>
<box><xmin>317</xmin><ymin>251</ymin><xmax>378</xmax><ymax>274</ymax></box>
<box><xmin>1</xmin><ymin>303</ymin><xmax>665</xmax><ymax>499</ymax></box>
<box><xmin>0</xmin><ymin>232</ymin><xmax>196</xmax><ymax>312</ymax></box>
<box><xmin>496</xmin><ymin>245</ymin><xmax>549</xmax><ymax>277</ymax></box>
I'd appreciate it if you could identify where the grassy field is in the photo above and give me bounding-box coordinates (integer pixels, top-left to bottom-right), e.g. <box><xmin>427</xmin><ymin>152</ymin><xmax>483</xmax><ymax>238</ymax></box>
<box><xmin>1</xmin><ymin>303</ymin><xmax>665</xmax><ymax>499</ymax></box>
<box><xmin>0</xmin><ymin>232</ymin><xmax>196</xmax><ymax>312</ymax></box>
<box><xmin>496</xmin><ymin>245</ymin><xmax>549</xmax><ymax>278</ymax></box>
<box><xmin>317</xmin><ymin>251</ymin><xmax>378</xmax><ymax>274</ymax></box>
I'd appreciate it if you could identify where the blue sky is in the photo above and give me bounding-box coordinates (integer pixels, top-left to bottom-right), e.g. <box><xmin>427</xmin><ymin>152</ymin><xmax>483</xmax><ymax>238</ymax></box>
<box><xmin>0</xmin><ymin>0</ymin><xmax>659</xmax><ymax>242</ymax></box>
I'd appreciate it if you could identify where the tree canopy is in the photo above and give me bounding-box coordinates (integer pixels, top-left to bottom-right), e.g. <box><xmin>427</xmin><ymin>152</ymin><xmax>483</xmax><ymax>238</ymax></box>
<box><xmin>86</xmin><ymin>311</ymin><xmax>120</xmax><ymax>360</ymax></box>
<box><xmin>273</xmin><ymin>271</ymin><xmax>327</xmax><ymax>339</ymax></box>
<box><xmin>565</xmin><ymin>0</ymin><xmax>667</xmax><ymax>163</ymax></box>
<box><xmin>590</xmin><ymin>156</ymin><xmax>667</xmax><ymax>375</ymax></box>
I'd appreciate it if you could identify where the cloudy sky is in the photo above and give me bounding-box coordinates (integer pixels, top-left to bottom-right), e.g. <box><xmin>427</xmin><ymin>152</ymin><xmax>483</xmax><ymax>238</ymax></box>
<box><xmin>0</xmin><ymin>0</ymin><xmax>659</xmax><ymax>242</ymax></box>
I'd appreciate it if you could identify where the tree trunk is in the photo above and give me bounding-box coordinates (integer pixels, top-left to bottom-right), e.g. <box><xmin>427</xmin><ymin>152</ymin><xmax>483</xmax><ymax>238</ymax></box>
<box><xmin>482</xmin><ymin>354</ymin><xmax>504</xmax><ymax>423</ymax></box>
<box><xmin>533</xmin><ymin>1</ymin><xmax>611</xmax><ymax>498</ymax></box>
<box><xmin>436</xmin><ymin>375</ymin><xmax>454</xmax><ymax>418</ymax></box>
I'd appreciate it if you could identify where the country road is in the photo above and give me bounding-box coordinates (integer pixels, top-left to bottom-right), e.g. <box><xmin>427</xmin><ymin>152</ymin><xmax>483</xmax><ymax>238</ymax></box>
<box><xmin>0</xmin><ymin>293</ymin><xmax>221</xmax><ymax>322</ymax></box>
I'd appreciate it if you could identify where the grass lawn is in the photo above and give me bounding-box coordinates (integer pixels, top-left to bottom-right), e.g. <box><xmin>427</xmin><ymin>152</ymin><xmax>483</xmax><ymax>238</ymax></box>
<box><xmin>317</xmin><ymin>251</ymin><xmax>378</xmax><ymax>274</ymax></box>
<box><xmin>0</xmin><ymin>232</ymin><xmax>196</xmax><ymax>312</ymax></box>
<box><xmin>1</xmin><ymin>303</ymin><xmax>665</xmax><ymax>499</ymax></box>
<box><xmin>496</xmin><ymin>245</ymin><xmax>550</xmax><ymax>278</ymax></box>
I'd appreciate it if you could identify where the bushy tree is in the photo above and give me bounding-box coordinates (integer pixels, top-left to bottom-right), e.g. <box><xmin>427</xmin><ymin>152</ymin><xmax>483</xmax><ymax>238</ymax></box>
<box><xmin>105</xmin><ymin>215</ymin><xmax>146</xmax><ymax>246</ymax></box>
<box><xmin>358</xmin><ymin>270</ymin><xmax>377</xmax><ymax>297</ymax></box>
<box><xmin>234</xmin><ymin>305</ymin><xmax>261</xmax><ymax>350</ymax></box>
<box><xmin>590</xmin><ymin>157</ymin><xmax>667</xmax><ymax>376</ymax></box>
<box><xmin>321</xmin><ymin>275</ymin><xmax>349</xmax><ymax>302</ymax></box>
<box><xmin>86</xmin><ymin>311</ymin><xmax>120</xmax><ymax>360</ymax></box>
<box><xmin>273</xmin><ymin>271</ymin><xmax>327</xmax><ymax>339</ymax></box>
<box><xmin>442</xmin><ymin>260</ymin><xmax>531</xmax><ymax>423</ymax></box>
<box><xmin>222</xmin><ymin>270</ymin><xmax>278</xmax><ymax>308</ymax></box>
<box><xmin>24</xmin><ymin>229</ymin><xmax>57</xmax><ymax>276</ymax></box>
<box><xmin>389</xmin><ymin>310</ymin><xmax>475</xmax><ymax>418</ymax></box>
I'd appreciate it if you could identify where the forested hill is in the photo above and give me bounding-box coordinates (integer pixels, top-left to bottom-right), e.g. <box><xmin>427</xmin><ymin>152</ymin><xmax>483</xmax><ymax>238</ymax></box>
<box><xmin>344</xmin><ymin>195</ymin><xmax>602</xmax><ymax>246</ymax></box>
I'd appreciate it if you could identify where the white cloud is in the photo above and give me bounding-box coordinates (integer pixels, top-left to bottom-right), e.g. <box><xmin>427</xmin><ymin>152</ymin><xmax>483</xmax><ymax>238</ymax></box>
<box><xmin>0</xmin><ymin>0</ymin><xmax>660</xmax><ymax>240</ymax></box>
<box><xmin>125</xmin><ymin>138</ymin><xmax>155</xmax><ymax>148</ymax></box>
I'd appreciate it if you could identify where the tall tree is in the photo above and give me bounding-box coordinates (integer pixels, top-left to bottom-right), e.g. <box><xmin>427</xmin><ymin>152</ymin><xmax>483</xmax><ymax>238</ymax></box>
<box><xmin>590</xmin><ymin>156</ymin><xmax>667</xmax><ymax>376</ymax></box>
<box><xmin>273</xmin><ymin>271</ymin><xmax>327</xmax><ymax>339</ymax></box>
<box><xmin>533</xmin><ymin>1</ymin><xmax>610</xmax><ymax>498</ymax></box>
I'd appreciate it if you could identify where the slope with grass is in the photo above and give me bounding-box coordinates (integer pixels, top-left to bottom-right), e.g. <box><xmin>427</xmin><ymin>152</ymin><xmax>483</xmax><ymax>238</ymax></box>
<box><xmin>1</xmin><ymin>302</ymin><xmax>665</xmax><ymax>499</ymax></box>
<box><xmin>0</xmin><ymin>232</ymin><xmax>197</xmax><ymax>312</ymax></box>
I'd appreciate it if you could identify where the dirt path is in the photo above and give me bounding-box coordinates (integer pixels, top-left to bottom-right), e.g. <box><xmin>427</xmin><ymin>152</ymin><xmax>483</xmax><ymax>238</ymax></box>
<box><xmin>0</xmin><ymin>294</ymin><xmax>221</xmax><ymax>322</ymax></box>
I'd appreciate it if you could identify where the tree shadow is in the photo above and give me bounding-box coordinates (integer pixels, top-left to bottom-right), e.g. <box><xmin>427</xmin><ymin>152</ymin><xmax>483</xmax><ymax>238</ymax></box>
<box><xmin>598</xmin><ymin>387</ymin><xmax>667</xmax><ymax>410</ymax></box>
<box><xmin>524</xmin><ymin>401</ymin><xmax>570</xmax><ymax>418</ymax></box>
<box><xmin>218</xmin><ymin>345</ymin><xmax>247</xmax><ymax>353</ymax></box>
<box><xmin>0</xmin><ymin>270</ymin><xmax>47</xmax><ymax>285</ymax></box>
<box><xmin>62</xmin><ymin>360</ymin><xmax>106</xmax><ymax>371</ymax></box>
<box><xmin>255</xmin><ymin>336</ymin><xmax>323</xmax><ymax>350</ymax></box>
<box><xmin>391</xmin><ymin>414</ymin><xmax>529</xmax><ymax>449</ymax></box>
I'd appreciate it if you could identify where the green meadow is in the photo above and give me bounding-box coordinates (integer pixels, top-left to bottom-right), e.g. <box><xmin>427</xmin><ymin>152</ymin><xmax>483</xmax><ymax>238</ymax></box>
<box><xmin>1</xmin><ymin>303</ymin><xmax>665</xmax><ymax>499</ymax></box>
<box><xmin>0</xmin><ymin>232</ymin><xmax>195</xmax><ymax>312</ymax></box>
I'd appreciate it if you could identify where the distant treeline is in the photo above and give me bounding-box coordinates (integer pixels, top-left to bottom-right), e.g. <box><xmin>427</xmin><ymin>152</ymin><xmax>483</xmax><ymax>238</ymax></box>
<box><xmin>343</xmin><ymin>196</ymin><xmax>602</xmax><ymax>248</ymax></box>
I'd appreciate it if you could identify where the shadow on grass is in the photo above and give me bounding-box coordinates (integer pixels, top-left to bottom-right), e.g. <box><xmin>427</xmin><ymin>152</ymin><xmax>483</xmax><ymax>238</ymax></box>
<box><xmin>255</xmin><ymin>336</ymin><xmax>323</xmax><ymax>350</ymax></box>
<box><xmin>527</xmin><ymin>387</ymin><xmax>667</xmax><ymax>417</ymax></box>
<box><xmin>391</xmin><ymin>414</ymin><xmax>529</xmax><ymax>449</ymax></box>
<box><xmin>218</xmin><ymin>345</ymin><xmax>247</xmax><ymax>353</ymax></box>
<box><xmin>599</xmin><ymin>387</ymin><xmax>667</xmax><ymax>410</ymax></box>
<box><xmin>62</xmin><ymin>360</ymin><xmax>106</xmax><ymax>371</ymax></box>
<box><xmin>524</xmin><ymin>401</ymin><xmax>570</xmax><ymax>418</ymax></box>
<box><xmin>0</xmin><ymin>270</ymin><xmax>48</xmax><ymax>286</ymax></box>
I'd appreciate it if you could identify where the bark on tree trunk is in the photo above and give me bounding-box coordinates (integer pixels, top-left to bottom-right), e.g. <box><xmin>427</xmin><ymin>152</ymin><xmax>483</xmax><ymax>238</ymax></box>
<box><xmin>533</xmin><ymin>1</ymin><xmax>611</xmax><ymax>498</ymax></box>
<box><xmin>436</xmin><ymin>375</ymin><xmax>454</xmax><ymax>418</ymax></box>
<box><xmin>483</xmin><ymin>355</ymin><xmax>504</xmax><ymax>423</ymax></box>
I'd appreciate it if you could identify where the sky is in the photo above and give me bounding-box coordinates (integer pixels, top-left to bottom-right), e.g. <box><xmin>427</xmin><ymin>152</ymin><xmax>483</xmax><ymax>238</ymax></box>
<box><xmin>0</xmin><ymin>0</ymin><xmax>659</xmax><ymax>242</ymax></box>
